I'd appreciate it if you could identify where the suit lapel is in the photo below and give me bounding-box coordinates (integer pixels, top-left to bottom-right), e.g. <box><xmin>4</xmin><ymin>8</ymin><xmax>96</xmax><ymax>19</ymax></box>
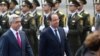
<box><xmin>19</xmin><ymin>31</ymin><xmax>24</xmax><ymax>49</ymax></box>
<box><xmin>48</xmin><ymin>27</ymin><xmax>61</xmax><ymax>43</ymax></box>
<box><xmin>58</xmin><ymin>28</ymin><xmax>63</xmax><ymax>43</ymax></box>
<box><xmin>8</xmin><ymin>30</ymin><xmax>20</xmax><ymax>48</ymax></box>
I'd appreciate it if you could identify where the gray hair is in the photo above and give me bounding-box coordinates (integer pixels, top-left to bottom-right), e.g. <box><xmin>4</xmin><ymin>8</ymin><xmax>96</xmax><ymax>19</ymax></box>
<box><xmin>9</xmin><ymin>14</ymin><xmax>21</xmax><ymax>25</ymax></box>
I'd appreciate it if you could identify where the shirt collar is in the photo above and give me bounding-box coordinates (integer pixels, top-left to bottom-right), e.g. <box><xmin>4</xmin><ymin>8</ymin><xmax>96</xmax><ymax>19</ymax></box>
<box><xmin>50</xmin><ymin>26</ymin><xmax>58</xmax><ymax>32</ymax></box>
<box><xmin>52</xmin><ymin>9</ymin><xmax>59</xmax><ymax>13</ymax></box>
<box><xmin>31</xmin><ymin>9</ymin><xmax>37</xmax><ymax>15</ymax></box>
<box><xmin>10</xmin><ymin>27</ymin><xmax>21</xmax><ymax>39</ymax></box>
<box><xmin>44</xmin><ymin>12</ymin><xmax>51</xmax><ymax>17</ymax></box>
<box><xmin>2</xmin><ymin>11</ymin><xmax>7</xmax><ymax>16</ymax></box>
<box><xmin>9</xmin><ymin>6</ymin><xmax>18</xmax><ymax>13</ymax></box>
<box><xmin>22</xmin><ymin>11</ymin><xmax>30</xmax><ymax>16</ymax></box>
<box><xmin>10</xmin><ymin>27</ymin><xmax>19</xmax><ymax>33</ymax></box>
<box><xmin>77</xmin><ymin>9</ymin><xmax>84</xmax><ymax>14</ymax></box>
<box><xmin>96</xmin><ymin>13</ymin><xmax>100</xmax><ymax>16</ymax></box>
<box><xmin>70</xmin><ymin>11</ymin><xmax>77</xmax><ymax>17</ymax></box>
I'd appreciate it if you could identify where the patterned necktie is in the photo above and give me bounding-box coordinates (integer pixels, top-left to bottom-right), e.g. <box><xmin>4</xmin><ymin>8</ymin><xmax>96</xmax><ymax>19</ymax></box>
<box><xmin>54</xmin><ymin>30</ymin><xmax>61</xmax><ymax>42</ymax></box>
<box><xmin>16</xmin><ymin>32</ymin><xmax>22</xmax><ymax>48</ymax></box>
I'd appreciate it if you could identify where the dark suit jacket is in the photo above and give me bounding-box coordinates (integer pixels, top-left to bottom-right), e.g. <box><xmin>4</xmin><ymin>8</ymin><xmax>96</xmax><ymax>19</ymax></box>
<box><xmin>39</xmin><ymin>27</ymin><xmax>71</xmax><ymax>56</ymax></box>
<box><xmin>0</xmin><ymin>29</ymin><xmax>34</xmax><ymax>56</ymax></box>
<box><xmin>75</xmin><ymin>44</ymin><xmax>98</xmax><ymax>56</ymax></box>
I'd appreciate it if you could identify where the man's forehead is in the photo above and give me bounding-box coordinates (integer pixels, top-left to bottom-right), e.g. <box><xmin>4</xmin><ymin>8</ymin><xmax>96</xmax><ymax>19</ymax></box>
<box><xmin>52</xmin><ymin>14</ymin><xmax>58</xmax><ymax>17</ymax></box>
<box><xmin>14</xmin><ymin>17</ymin><xmax>21</xmax><ymax>20</ymax></box>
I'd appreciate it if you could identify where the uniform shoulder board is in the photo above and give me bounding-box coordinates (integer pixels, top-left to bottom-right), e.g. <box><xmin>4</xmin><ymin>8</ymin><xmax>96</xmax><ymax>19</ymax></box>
<box><xmin>84</xmin><ymin>11</ymin><xmax>89</xmax><ymax>14</ymax></box>
<box><xmin>7</xmin><ymin>13</ymin><xmax>10</xmax><ymax>17</ymax></box>
<box><xmin>59</xmin><ymin>11</ymin><xmax>64</xmax><ymax>15</ymax></box>
<box><xmin>29</xmin><ymin>14</ymin><xmax>33</xmax><ymax>17</ymax></box>
<box><xmin>78</xmin><ymin>14</ymin><xmax>83</xmax><ymax>18</ymax></box>
<box><xmin>15</xmin><ymin>10</ymin><xmax>20</xmax><ymax>15</ymax></box>
<box><xmin>37</xmin><ymin>13</ymin><xmax>41</xmax><ymax>15</ymax></box>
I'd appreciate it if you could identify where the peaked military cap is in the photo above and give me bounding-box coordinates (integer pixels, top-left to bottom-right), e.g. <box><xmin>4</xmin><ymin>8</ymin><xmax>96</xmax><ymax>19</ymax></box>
<box><xmin>9</xmin><ymin>0</ymin><xmax>18</xmax><ymax>5</ymax></box>
<box><xmin>69</xmin><ymin>0</ymin><xmax>80</xmax><ymax>7</ymax></box>
<box><xmin>0</xmin><ymin>0</ymin><xmax>9</xmax><ymax>9</ymax></box>
<box><xmin>44</xmin><ymin>0</ymin><xmax>54</xmax><ymax>7</ymax></box>
<box><xmin>95</xmin><ymin>0</ymin><xmax>100</xmax><ymax>4</ymax></box>
<box><xmin>77</xmin><ymin>0</ymin><xmax>87</xmax><ymax>5</ymax></box>
<box><xmin>22</xmin><ymin>0</ymin><xmax>33</xmax><ymax>9</ymax></box>
<box><xmin>28</xmin><ymin>0</ymin><xmax>40</xmax><ymax>6</ymax></box>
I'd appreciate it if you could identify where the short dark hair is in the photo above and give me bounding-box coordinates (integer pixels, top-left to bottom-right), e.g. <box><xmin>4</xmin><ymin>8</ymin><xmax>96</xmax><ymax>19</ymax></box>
<box><xmin>84</xmin><ymin>31</ymin><xmax>100</xmax><ymax>51</ymax></box>
<box><xmin>48</xmin><ymin>13</ymin><xmax>58</xmax><ymax>21</ymax></box>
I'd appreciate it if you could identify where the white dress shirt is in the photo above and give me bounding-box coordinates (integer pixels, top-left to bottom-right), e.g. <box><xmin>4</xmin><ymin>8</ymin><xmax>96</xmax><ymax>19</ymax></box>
<box><xmin>50</xmin><ymin>26</ymin><xmax>61</xmax><ymax>41</ymax></box>
<box><xmin>2</xmin><ymin>11</ymin><xmax>7</xmax><ymax>17</ymax></box>
<box><xmin>10</xmin><ymin>28</ymin><xmax>21</xmax><ymax>40</ymax></box>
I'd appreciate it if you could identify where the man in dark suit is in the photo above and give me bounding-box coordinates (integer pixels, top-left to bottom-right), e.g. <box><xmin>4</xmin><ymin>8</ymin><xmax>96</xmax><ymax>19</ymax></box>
<box><xmin>39</xmin><ymin>13</ymin><xmax>71</xmax><ymax>56</ymax></box>
<box><xmin>0</xmin><ymin>14</ymin><xmax>34</xmax><ymax>56</ymax></box>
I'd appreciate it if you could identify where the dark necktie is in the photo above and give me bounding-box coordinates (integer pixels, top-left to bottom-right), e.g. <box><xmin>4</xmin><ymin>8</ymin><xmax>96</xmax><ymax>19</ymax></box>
<box><xmin>16</xmin><ymin>32</ymin><xmax>22</xmax><ymax>48</ymax></box>
<box><xmin>44</xmin><ymin>15</ymin><xmax>47</xmax><ymax>20</ymax></box>
<box><xmin>54</xmin><ymin>30</ymin><xmax>61</xmax><ymax>42</ymax></box>
<box><xmin>68</xmin><ymin>14</ymin><xmax>72</xmax><ymax>19</ymax></box>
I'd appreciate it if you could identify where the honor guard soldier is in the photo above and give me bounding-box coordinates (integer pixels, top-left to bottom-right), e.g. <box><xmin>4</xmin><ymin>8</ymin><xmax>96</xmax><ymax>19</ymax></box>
<box><xmin>77</xmin><ymin>0</ymin><xmax>91</xmax><ymax>44</ymax></box>
<box><xmin>27</xmin><ymin>0</ymin><xmax>41</xmax><ymax>55</ymax></box>
<box><xmin>39</xmin><ymin>0</ymin><xmax>54</xmax><ymax>32</ymax></box>
<box><xmin>21</xmin><ymin>0</ymin><xmax>37</xmax><ymax>55</ymax></box>
<box><xmin>9</xmin><ymin>0</ymin><xmax>20</xmax><ymax>15</ymax></box>
<box><xmin>67</xmin><ymin>0</ymin><xmax>83</xmax><ymax>55</ymax></box>
<box><xmin>0</xmin><ymin>0</ymin><xmax>10</xmax><ymax>36</ymax></box>
<box><xmin>43</xmin><ymin>0</ymin><xmax>53</xmax><ymax>28</ymax></box>
<box><xmin>49</xmin><ymin>0</ymin><xmax>67</xmax><ymax>27</ymax></box>
<box><xmin>30</xmin><ymin>0</ymin><xmax>42</xmax><ymax>30</ymax></box>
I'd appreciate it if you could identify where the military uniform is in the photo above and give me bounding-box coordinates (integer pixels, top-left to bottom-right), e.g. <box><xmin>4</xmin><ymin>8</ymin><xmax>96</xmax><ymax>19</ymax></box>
<box><xmin>42</xmin><ymin>0</ymin><xmax>53</xmax><ymax>28</ymax></box>
<box><xmin>0</xmin><ymin>12</ymin><xmax>10</xmax><ymax>36</ymax></box>
<box><xmin>21</xmin><ymin>0</ymin><xmax>37</xmax><ymax>55</ymax></box>
<box><xmin>43</xmin><ymin>13</ymin><xmax>51</xmax><ymax>28</ymax></box>
<box><xmin>9</xmin><ymin>0</ymin><xmax>20</xmax><ymax>15</ymax></box>
<box><xmin>31</xmin><ymin>10</ymin><xmax>42</xmax><ymax>29</ymax></box>
<box><xmin>68</xmin><ymin>13</ymin><xmax>83</xmax><ymax>56</ymax></box>
<box><xmin>67</xmin><ymin>0</ymin><xmax>83</xmax><ymax>55</ymax></box>
<box><xmin>0</xmin><ymin>0</ymin><xmax>10</xmax><ymax>36</ymax></box>
<box><xmin>30</xmin><ymin>0</ymin><xmax>42</xmax><ymax>56</ymax></box>
<box><xmin>78</xmin><ymin>10</ymin><xmax>91</xmax><ymax>44</ymax></box>
<box><xmin>9</xmin><ymin>8</ymin><xmax>20</xmax><ymax>15</ymax></box>
<box><xmin>31</xmin><ymin>11</ymin><xmax>41</xmax><ymax>56</ymax></box>
<box><xmin>21</xmin><ymin>12</ymin><xmax>37</xmax><ymax>55</ymax></box>
<box><xmin>51</xmin><ymin>0</ymin><xmax>67</xmax><ymax>27</ymax></box>
<box><xmin>77</xmin><ymin>0</ymin><xmax>91</xmax><ymax>44</ymax></box>
<box><xmin>45</xmin><ymin>0</ymin><xmax>66</xmax><ymax>27</ymax></box>
<box><xmin>55</xmin><ymin>10</ymin><xmax>67</xmax><ymax>27</ymax></box>
<box><xmin>21</xmin><ymin>12</ymin><xmax>37</xmax><ymax>38</ymax></box>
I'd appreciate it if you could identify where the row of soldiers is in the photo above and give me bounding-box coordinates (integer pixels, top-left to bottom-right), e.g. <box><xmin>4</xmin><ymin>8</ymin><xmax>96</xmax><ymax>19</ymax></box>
<box><xmin>0</xmin><ymin>0</ymin><xmax>99</xmax><ymax>56</ymax></box>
